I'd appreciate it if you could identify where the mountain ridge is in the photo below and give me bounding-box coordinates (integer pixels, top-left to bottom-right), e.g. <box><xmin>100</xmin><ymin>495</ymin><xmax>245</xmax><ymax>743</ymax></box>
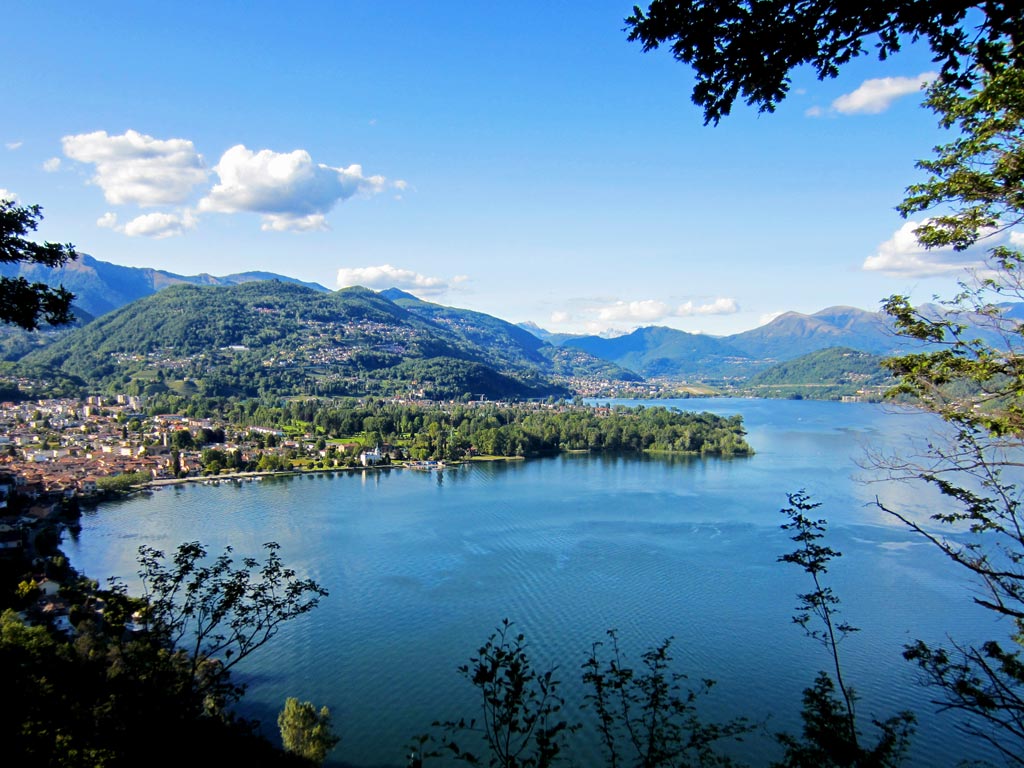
<box><xmin>6</xmin><ymin>254</ymin><xmax>1017</xmax><ymax>391</ymax></box>
<box><xmin>0</xmin><ymin>253</ymin><xmax>328</xmax><ymax>318</ymax></box>
<box><xmin>16</xmin><ymin>281</ymin><xmax>640</xmax><ymax>399</ymax></box>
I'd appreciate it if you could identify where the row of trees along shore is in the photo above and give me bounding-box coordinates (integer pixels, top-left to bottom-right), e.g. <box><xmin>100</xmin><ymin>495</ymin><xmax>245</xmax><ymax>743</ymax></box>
<box><xmin>85</xmin><ymin>393</ymin><xmax>750</xmax><ymax>462</ymax></box>
<box><xmin>221</xmin><ymin>399</ymin><xmax>753</xmax><ymax>459</ymax></box>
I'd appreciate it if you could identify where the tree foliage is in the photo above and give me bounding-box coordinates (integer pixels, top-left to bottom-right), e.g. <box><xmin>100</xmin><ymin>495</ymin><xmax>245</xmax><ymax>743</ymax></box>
<box><xmin>0</xmin><ymin>531</ymin><xmax>326</xmax><ymax>766</ymax></box>
<box><xmin>773</xmin><ymin>672</ymin><xmax>914</xmax><ymax>768</ymax></box>
<box><xmin>882</xmin><ymin>65</ymin><xmax>1024</xmax><ymax>434</ymax></box>
<box><xmin>775</xmin><ymin>493</ymin><xmax>914</xmax><ymax>767</ymax></box>
<box><xmin>632</xmin><ymin>0</ymin><xmax>1024</xmax><ymax>758</ymax></box>
<box><xmin>135</xmin><ymin>541</ymin><xmax>328</xmax><ymax>705</ymax></box>
<box><xmin>871</xmin><ymin>47</ymin><xmax>1024</xmax><ymax>765</ymax></box>
<box><xmin>582</xmin><ymin>630</ymin><xmax>752</xmax><ymax>767</ymax></box>
<box><xmin>0</xmin><ymin>199</ymin><xmax>78</xmax><ymax>330</ymax></box>
<box><xmin>625</xmin><ymin>1</ymin><xmax>1023</xmax><ymax>124</ymax></box>
<box><xmin>95</xmin><ymin>470</ymin><xmax>153</xmax><ymax>493</ymax></box>
<box><xmin>417</xmin><ymin>619</ymin><xmax>578</xmax><ymax>767</ymax></box>
<box><xmin>0</xmin><ymin>604</ymin><xmax>311</xmax><ymax>767</ymax></box>
<box><xmin>416</xmin><ymin>621</ymin><xmax>751</xmax><ymax>768</ymax></box>
<box><xmin>778</xmin><ymin>493</ymin><xmax>859</xmax><ymax>742</ymax></box>
<box><xmin>898</xmin><ymin>65</ymin><xmax>1024</xmax><ymax>255</ymax></box>
<box><xmin>239</xmin><ymin>398</ymin><xmax>751</xmax><ymax>459</ymax></box>
<box><xmin>278</xmin><ymin>697</ymin><xmax>341</xmax><ymax>765</ymax></box>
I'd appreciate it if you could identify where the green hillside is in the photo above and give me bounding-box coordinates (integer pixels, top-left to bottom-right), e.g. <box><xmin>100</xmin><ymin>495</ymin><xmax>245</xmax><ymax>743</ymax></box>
<box><xmin>742</xmin><ymin>346</ymin><xmax>892</xmax><ymax>399</ymax></box>
<box><xmin>381</xmin><ymin>289</ymin><xmax>642</xmax><ymax>384</ymax></box>
<box><xmin>0</xmin><ymin>305</ymin><xmax>93</xmax><ymax>362</ymax></box>
<box><xmin>380</xmin><ymin>289</ymin><xmax>551</xmax><ymax>368</ymax></box>
<box><xmin>18</xmin><ymin>282</ymin><xmax>572</xmax><ymax>400</ymax></box>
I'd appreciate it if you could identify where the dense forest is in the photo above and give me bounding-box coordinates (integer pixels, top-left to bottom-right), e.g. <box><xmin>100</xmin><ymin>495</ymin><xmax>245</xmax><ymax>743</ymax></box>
<box><xmin>161</xmin><ymin>397</ymin><xmax>754</xmax><ymax>460</ymax></box>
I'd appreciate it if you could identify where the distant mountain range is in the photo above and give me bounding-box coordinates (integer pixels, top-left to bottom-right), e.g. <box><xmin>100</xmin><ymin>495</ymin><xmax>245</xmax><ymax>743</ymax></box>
<box><xmin>0</xmin><ymin>253</ymin><xmax>328</xmax><ymax>318</ymax></box>
<box><xmin>518</xmin><ymin>306</ymin><xmax>906</xmax><ymax>380</ymax></box>
<box><xmin>552</xmin><ymin>325</ymin><xmax>755</xmax><ymax>379</ymax></box>
<box><xmin>2</xmin><ymin>254</ymin><xmax>1014</xmax><ymax>397</ymax></box>
<box><xmin>729</xmin><ymin>306</ymin><xmax>899</xmax><ymax>358</ymax></box>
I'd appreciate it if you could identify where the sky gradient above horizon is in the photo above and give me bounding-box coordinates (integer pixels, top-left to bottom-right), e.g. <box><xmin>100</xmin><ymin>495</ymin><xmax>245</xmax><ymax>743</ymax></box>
<box><xmin>1</xmin><ymin>2</ymin><xmax>1006</xmax><ymax>336</ymax></box>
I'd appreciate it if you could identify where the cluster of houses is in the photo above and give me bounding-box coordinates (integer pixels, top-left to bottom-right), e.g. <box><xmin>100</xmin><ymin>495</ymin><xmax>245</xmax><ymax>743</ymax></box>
<box><xmin>2</xmin><ymin>398</ymin><xmax>191</xmax><ymax>505</ymax></box>
<box><xmin>0</xmin><ymin>395</ymin><xmax>400</xmax><ymax>521</ymax></box>
<box><xmin>1</xmin><ymin>395</ymin><xmax>193</xmax><ymax>509</ymax></box>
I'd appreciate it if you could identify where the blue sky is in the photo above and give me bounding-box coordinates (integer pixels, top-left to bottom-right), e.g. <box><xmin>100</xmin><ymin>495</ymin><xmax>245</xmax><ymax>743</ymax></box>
<box><xmin>0</xmin><ymin>2</ymin><xmax>1000</xmax><ymax>335</ymax></box>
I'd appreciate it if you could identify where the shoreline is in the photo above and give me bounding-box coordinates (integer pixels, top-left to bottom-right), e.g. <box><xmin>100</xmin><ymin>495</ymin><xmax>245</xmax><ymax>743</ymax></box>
<box><xmin>139</xmin><ymin>458</ymin><xmax>488</xmax><ymax>490</ymax></box>
<box><xmin>139</xmin><ymin>445</ymin><xmax>761</xmax><ymax>491</ymax></box>
<box><xmin>144</xmin><ymin>463</ymin><xmax>409</xmax><ymax>489</ymax></box>
<box><xmin>136</xmin><ymin>446</ymin><xmax>752</xmax><ymax>491</ymax></box>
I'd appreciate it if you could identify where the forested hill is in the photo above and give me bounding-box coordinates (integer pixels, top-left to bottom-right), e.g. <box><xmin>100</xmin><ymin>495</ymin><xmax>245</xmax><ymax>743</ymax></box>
<box><xmin>380</xmin><ymin>288</ymin><xmax>553</xmax><ymax>369</ymax></box>
<box><xmin>17</xmin><ymin>281</ymin><xmax>632</xmax><ymax>400</ymax></box>
<box><xmin>8</xmin><ymin>253</ymin><xmax>1017</xmax><ymax>392</ymax></box>
<box><xmin>742</xmin><ymin>347</ymin><xmax>893</xmax><ymax>398</ymax></box>
<box><xmin>378</xmin><ymin>288</ymin><xmax>640</xmax><ymax>384</ymax></box>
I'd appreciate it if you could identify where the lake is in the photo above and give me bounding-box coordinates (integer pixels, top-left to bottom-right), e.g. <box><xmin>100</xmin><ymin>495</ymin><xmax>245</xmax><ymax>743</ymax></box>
<box><xmin>63</xmin><ymin>398</ymin><xmax>1007</xmax><ymax>766</ymax></box>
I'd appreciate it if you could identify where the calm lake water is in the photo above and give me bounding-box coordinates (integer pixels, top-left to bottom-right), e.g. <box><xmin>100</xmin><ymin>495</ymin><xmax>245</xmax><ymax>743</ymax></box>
<box><xmin>64</xmin><ymin>399</ymin><xmax>1008</xmax><ymax>767</ymax></box>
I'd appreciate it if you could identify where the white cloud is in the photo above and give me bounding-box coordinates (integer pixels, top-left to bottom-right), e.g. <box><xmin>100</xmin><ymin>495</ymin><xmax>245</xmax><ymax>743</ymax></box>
<box><xmin>336</xmin><ymin>264</ymin><xmax>448</xmax><ymax>297</ymax></box>
<box><xmin>549</xmin><ymin>311</ymin><xmax>571</xmax><ymax>324</ymax></box>
<box><xmin>678</xmin><ymin>297</ymin><xmax>739</xmax><ymax>316</ymax></box>
<box><xmin>122</xmin><ymin>211</ymin><xmax>196</xmax><ymax>239</ymax></box>
<box><xmin>62</xmin><ymin>129</ymin><xmax>207</xmax><ymax>206</ymax></box>
<box><xmin>863</xmin><ymin>219</ymin><xmax>986</xmax><ymax>276</ymax></box>
<box><xmin>43</xmin><ymin>157</ymin><xmax>61</xmax><ymax>172</ymax></box>
<box><xmin>598</xmin><ymin>299</ymin><xmax>673</xmax><ymax>323</ymax></box>
<box><xmin>832</xmin><ymin>72</ymin><xmax>937</xmax><ymax>115</ymax></box>
<box><xmin>804</xmin><ymin>106</ymin><xmax>824</xmax><ymax>118</ymax></box>
<box><xmin>759</xmin><ymin>311</ymin><xmax>785</xmax><ymax>325</ymax></box>
<box><xmin>0</xmin><ymin>188</ymin><xmax>18</xmax><ymax>202</ymax></box>
<box><xmin>262</xmin><ymin>213</ymin><xmax>329</xmax><ymax>232</ymax></box>
<box><xmin>1009</xmin><ymin>231</ymin><xmax>1024</xmax><ymax>247</ymax></box>
<box><xmin>595</xmin><ymin>297</ymin><xmax>739</xmax><ymax>323</ymax></box>
<box><xmin>6</xmin><ymin>141</ymin><xmax>23</xmax><ymax>150</ymax></box>
<box><xmin>96</xmin><ymin>210</ymin><xmax>196</xmax><ymax>239</ymax></box>
<box><xmin>200</xmin><ymin>145</ymin><xmax>389</xmax><ymax>232</ymax></box>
